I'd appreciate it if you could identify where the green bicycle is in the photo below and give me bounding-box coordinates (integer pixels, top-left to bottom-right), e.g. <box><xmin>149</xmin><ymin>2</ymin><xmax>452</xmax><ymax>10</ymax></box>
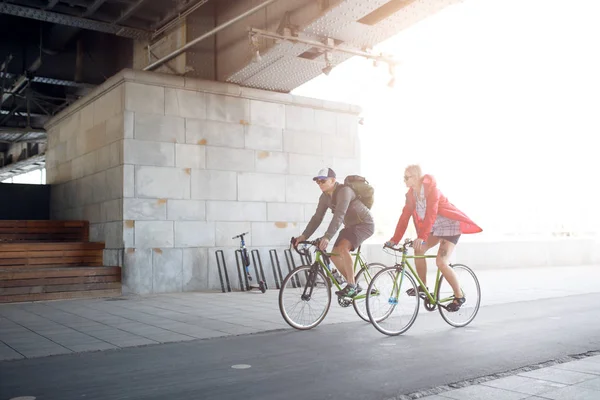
<box><xmin>366</xmin><ymin>239</ymin><xmax>481</xmax><ymax>336</ymax></box>
<box><xmin>279</xmin><ymin>239</ymin><xmax>386</xmax><ymax>330</ymax></box>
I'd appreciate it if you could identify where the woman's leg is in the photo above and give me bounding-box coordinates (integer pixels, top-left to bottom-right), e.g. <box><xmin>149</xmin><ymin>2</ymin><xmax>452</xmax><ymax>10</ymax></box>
<box><xmin>414</xmin><ymin>236</ymin><xmax>440</xmax><ymax>286</ymax></box>
<box><xmin>435</xmin><ymin>240</ymin><xmax>463</xmax><ymax>298</ymax></box>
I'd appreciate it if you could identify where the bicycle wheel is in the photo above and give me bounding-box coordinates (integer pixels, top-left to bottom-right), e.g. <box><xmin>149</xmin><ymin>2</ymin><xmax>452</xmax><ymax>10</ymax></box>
<box><xmin>437</xmin><ymin>263</ymin><xmax>481</xmax><ymax>327</ymax></box>
<box><xmin>353</xmin><ymin>262</ymin><xmax>387</xmax><ymax>322</ymax></box>
<box><xmin>366</xmin><ymin>266</ymin><xmax>420</xmax><ymax>336</ymax></box>
<box><xmin>279</xmin><ymin>265</ymin><xmax>332</xmax><ymax>330</ymax></box>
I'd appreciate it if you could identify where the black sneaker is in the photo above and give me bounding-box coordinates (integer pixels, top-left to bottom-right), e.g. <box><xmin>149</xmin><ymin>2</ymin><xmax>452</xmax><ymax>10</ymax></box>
<box><xmin>446</xmin><ymin>296</ymin><xmax>466</xmax><ymax>312</ymax></box>
<box><xmin>335</xmin><ymin>284</ymin><xmax>362</xmax><ymax>298</ymax></box>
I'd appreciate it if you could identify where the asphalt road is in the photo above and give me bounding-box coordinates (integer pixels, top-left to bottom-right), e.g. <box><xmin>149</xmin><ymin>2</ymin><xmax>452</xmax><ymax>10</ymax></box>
<box><xmin>2</xmin><ymin>293</ymin><xmax>600</xmax><ymax>400</ymax></box>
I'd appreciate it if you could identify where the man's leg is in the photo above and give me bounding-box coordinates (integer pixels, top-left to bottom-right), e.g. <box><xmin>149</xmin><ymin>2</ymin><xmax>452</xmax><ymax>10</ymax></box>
<box><xmin>414</xmin><ymin>236</ymin><xmax>440</xmax><ymax>286</ymax></box>
<box><xmin>331</xmin><ymin>239</ymin><xmax>354</xmax><ymax>285</ymax></box>
<box><xmin>435</xmin><ymin>240</ymin><xmax>462</xmax><ymax>298</ymax></box>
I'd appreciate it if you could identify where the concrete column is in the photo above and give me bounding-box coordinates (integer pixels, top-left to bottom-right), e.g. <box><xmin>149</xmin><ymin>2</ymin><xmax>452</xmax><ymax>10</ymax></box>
<box><xmin>46</xmin><ymin>69</ymin><xmax>361</xmax><ymax>294</ymax></box>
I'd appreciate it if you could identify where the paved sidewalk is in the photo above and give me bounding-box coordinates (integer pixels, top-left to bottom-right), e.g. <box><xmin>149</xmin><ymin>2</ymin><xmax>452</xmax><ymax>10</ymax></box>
<box><xmin>412</xmin><ymin>353</ymin><xmax>600</xmax><ymax>400</ymax></box>
<box><xmin>1</xmin><ymin>264</ymin><xmax>600</xmax><ymax>361</ymax></box>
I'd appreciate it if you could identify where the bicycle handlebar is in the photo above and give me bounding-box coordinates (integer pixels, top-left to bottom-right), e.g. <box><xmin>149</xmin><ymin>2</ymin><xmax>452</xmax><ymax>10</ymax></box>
<box><xmin>232</xmin><ymin>231</ymin><xmax>250</xmax><ymax>240</ymax></box>
<box><xmin>290</xmin><ymin>238</ymin><xmax>333</xmax><ymax>266</ymax></box>
<box><xmin>383</xmin><ymin>238</ymin><xmax>415</xmax><ymax>252</ymax></box>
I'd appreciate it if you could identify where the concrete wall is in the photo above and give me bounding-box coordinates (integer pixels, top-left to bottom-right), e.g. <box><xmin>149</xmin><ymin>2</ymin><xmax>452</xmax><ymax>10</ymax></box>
<box><xmin>46</xmin><ymin>69</ymin><xmax>360</xmax><ymax>294</ymax></box>
<box><xmin>46</xmin><ymin>79</ymin><xmax>126</xmax><ymax>267</ymax></box>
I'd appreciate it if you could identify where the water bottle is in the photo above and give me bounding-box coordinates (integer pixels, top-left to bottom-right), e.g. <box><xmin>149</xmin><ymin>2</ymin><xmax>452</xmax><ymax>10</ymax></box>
<box><xmin>325</xmin><ymin>257</ymin><xmax>345</xmax><ymax>285</ymax></box>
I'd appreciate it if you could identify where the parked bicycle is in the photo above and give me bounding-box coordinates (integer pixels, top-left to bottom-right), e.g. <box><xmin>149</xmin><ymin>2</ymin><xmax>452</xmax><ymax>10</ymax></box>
<box><xmin>279</xmin><ymin>238</ymin><xmax>386</xmax><ymax>330</ymax></box>
<box><xmin>365</xmin><ymin>239</ymin><xmax>481</xmax><ymax>336</ymax></box>
<box><xmin>233</xmin><ymin>232</ymin><xmax>266</xmax><ymax>293</ymax></box>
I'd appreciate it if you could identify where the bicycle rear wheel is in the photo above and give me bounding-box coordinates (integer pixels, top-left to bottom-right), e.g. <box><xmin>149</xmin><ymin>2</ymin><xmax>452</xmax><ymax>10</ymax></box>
<box><xmin>366</xmin><ymin>266</ymin><xmax>420</xmax><ymax>336</ymax></box>
<box><xmin>279</xmin><ymin>265</ymin><xmax>331</xmax><ymax>330</ymax></box>
<box><xmin>353</xmin><ymin>262</ymin><xmax>387</xmax><ymax>322</ymax></box>
<box><xmin>437</xmin><ymin>263</ymin><xmax>481</xmax><ymax>327</ymax></box>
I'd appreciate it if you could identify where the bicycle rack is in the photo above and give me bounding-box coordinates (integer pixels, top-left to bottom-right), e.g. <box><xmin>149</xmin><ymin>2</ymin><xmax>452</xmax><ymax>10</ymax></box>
<box><xmin>235</xmin><ymin>249</ymin><xmax>250</xmax><ymax>291</ymax></box>
<box><xmin>251</xmin><ymin>249</ymin><xmax>268</xmax><ymax>290</ymax></box>
<box><xmin>215</xmin><ymin>250</ymin><xmax>231</xmax><ymax>293</ymax></box>
<box><xmin>283</xmin><ymin>249</ymin><xmax>301</xmax><ymax>288</ymax></box>
<box><xmin>269</xmin><ymin>249</ymin><xmax>284</xmax><ymax>289</ymax></box>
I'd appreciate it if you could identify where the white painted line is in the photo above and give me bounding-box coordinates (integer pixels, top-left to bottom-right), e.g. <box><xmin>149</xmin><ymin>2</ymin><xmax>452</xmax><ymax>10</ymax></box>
<box><xmin>10</xmin><ymin>397</ymin><xmax>37</xmax><ymax>400</ymax></box>
<box><xmin>379</xmin><ymin>342</ymin><xmax>397</xmax><ymax>346</ymax></box>
<box><xmin>231</xmin><ymin>364</ymin><xmax>251</xmax><ymax>369</ymax></box>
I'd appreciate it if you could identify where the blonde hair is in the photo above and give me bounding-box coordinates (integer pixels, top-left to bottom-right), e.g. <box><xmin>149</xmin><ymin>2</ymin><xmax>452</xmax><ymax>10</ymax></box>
<box><xmin>405</xmin><ymin>164</ymin><xmax>422</xmax><ymax>179</ymax></box>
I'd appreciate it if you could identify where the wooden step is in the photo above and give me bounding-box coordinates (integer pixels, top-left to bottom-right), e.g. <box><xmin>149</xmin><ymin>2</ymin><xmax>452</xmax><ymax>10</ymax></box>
<box><xmin>0</xmin><ymin>289</ymin><xmax>122</xmax><ymax>303</ymax></box>
<box><xmin>0</xmin><ymin>266</ymin><xmax>121</xmax><ymax>280</ymax></box>
<box><xmin>0</xmin><ymin>275</ymin><xmax>120</xmax><ymax>288</ymax></box>
<box><xmin>0</xmin><ymin>266</ymin><xmax>122</xmax><ymax>303</ymax></box>
<box><xmin>0</xmin><ymin>242</ymin><xmax>105</xmax><ymax>252</ymax></box>
<box><xmin>0</xmin><ymin>220</ymin><xmax>89</xmax><ymax>242</ymax></box>
<box><xmin>0</xmin><ymin>242</ymin><xmax>105</xmax><ymax>268</ymax></box>
<box><xmin>0</xmin><ymin>282</ymin><xmax>121</xmax><ymax>295</ymax></box>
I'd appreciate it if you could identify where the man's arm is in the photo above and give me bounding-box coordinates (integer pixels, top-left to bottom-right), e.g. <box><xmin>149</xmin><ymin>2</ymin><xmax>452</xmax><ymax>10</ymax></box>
<box><xmin>323</xmin><ymin>186</ymin><xmax>353</xmax><ymax>240</ymax></box>
<box><xmin>301</xmin><ymin>193</ymin><xmax>328</xmax><ymax>239</ymax></box>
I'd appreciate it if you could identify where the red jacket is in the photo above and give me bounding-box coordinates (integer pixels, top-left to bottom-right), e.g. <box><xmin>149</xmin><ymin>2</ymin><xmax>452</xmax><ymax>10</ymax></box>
<box><xmin>390</xmin><ymin>174</ymin><xmax>482</xmax><ymax>243</ymax></box>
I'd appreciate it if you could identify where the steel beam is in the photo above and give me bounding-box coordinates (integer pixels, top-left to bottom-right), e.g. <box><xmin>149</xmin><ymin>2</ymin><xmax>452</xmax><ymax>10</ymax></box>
<box><xmin>113</xmin><ymin>0</ymin><xmax>148</xmax><ymax>24</ymax></box>
<box><xmin>145</xmin><ymin>0</ymin><xmax>280</xmax><ymax>71</ymax></box>
<box><xmin>151</xmin><ymin>0</ymin><xmax>210</xmax><ymax>36</ymax></box>
<box><xmin>0</xmin><ymin>2</ymin><xmax>152</xmax><ymax>40</ymax></box>
<box><xmin>81</xmin><ymin>0</ymin><xmax>107</xmax><ymax>18</ymax></box>
<box><xmin>45</xmin><ymin>0</ymin><xmax>60</xmax><ymax>10</ymax></box>
<box><xmin>0</xmin><ymin>56</ymin><xmax>41</xmax><ymax>108</ymax></box>
<box><xmin>0</xmin><ymin>154</ymin><xmax>46</xmax><ymax>180</ymax></box>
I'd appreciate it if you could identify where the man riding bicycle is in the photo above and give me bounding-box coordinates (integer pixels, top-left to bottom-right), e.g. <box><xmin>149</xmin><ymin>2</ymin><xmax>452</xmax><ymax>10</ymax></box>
<box><xmin>293</xmin><ymin>168</ymin><xmax>374</xmax><ymax>298</ymax></box>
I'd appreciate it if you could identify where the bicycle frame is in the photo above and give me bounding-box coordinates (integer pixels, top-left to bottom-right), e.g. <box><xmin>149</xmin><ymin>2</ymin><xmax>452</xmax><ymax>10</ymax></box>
<box><xmin>308</xmin><ymin>248</ymin><xmax>373</xmax><ymax>301</ymax></box>
<box><xmin>390</xmin><ymin>252</ymin><xmax>456</xmax><ymax>306</ymax></box>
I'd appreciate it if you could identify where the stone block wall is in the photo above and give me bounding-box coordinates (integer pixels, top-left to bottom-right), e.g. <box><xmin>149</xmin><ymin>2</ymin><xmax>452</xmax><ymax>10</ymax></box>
<box><xmin>46</xmin><ymin>69</ymin><xmax>361</xmax><ymax>294</ymax></box>
<box><xmin>46</xmin><ymin>79</ymin><xmax>127</xmax><ymax>268</ymax></box>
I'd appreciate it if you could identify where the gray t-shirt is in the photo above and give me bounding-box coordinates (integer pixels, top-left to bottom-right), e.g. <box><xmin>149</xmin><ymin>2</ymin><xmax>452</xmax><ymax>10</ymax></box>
<box><xmin>302</xmin><ymin>183</ymin><xmax>374</xmax><ymax>240</ymax></box>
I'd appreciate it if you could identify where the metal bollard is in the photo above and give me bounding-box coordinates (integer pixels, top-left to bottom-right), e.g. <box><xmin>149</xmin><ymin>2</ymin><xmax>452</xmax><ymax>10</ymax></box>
<box><xmin>215</xmin><ymin>250</ymin><xmax>231</xmax><ymax>293</ymax></box>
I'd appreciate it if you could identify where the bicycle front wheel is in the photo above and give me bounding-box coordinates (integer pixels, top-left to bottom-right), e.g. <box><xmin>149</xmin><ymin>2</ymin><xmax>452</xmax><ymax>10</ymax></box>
<box><xmin>437</xmin><ymin>263</ymin><xmax>481</xmax><ymax>327</ymax></box>
<box><xmin>353</xmin><ymin>262</ymin><xmax>387</xmax><ymax>322</ymax></box>
<box><xmin>366</xmin><ymin>266</ymin><xmax>420</xmax><ymax>336</ymax></box>
<box><xmin>279</xmin><ymin>265</ymin><xmax>332</xmax><ymax>330</ymax></box>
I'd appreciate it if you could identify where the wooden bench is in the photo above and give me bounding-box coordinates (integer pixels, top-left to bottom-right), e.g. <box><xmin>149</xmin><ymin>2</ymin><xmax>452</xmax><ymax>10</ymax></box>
<box><xmin>0</xmin><ymin>220</ymin><xmax>89</xmax><ymax>242</ymax></box>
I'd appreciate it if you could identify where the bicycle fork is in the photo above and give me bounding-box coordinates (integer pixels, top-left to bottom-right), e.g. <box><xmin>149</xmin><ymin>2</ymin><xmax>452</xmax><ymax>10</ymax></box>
<box><xmin>301</xmin><ymin>265</ymin><xmax>319</xmax><ymax>301</ymax></box>
<box><xmin>389</xmin><ymin>266</ymin><xmax>407</xmax><ymax>305</ymax></box>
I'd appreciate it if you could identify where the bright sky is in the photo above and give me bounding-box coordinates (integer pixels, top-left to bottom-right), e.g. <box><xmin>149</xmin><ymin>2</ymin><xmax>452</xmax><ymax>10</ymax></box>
<box><xmin>292</xmin><ymin>0</ymin><xmax>600</xmax><ymax>241</ymax></box>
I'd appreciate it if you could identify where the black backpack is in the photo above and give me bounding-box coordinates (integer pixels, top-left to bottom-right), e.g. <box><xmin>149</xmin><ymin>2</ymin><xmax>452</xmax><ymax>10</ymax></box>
<box><xmin>332</xmin><ymin>175</ymin><xmax>374</xmax><ymax>210</ymax></box>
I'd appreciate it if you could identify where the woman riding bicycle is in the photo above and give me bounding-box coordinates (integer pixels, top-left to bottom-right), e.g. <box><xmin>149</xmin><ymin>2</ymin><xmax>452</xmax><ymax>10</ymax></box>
<box><xmin>386</xmin><ymin>164</ymin><xmax>482</xmax><ymax>312</ymax></box>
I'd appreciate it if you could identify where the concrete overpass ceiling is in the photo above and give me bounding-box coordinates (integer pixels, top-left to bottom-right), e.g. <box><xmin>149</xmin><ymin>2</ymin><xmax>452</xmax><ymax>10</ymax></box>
<box><xmin>226</xmin><ymin>0</ymin><xmax>462</xmax><ymax>92</ymax></box>
<box><xmin>0</xmin><ymin>0</ymin><xmax>458</xmax><ymax>178</ymax></box>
